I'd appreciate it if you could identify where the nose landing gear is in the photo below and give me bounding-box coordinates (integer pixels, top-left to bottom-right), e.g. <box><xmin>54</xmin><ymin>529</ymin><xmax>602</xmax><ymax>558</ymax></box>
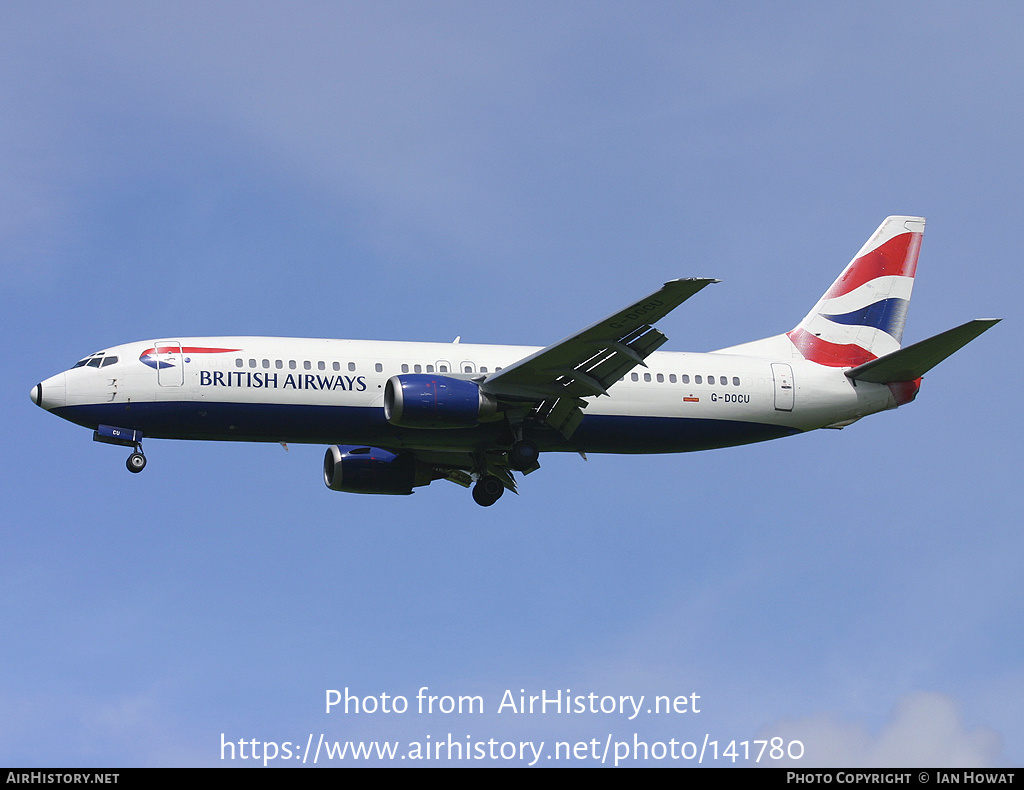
<box><xmin>93</xmin><ymin>424</ymin><xmax>147</xmax><ymax>474</ymax></box>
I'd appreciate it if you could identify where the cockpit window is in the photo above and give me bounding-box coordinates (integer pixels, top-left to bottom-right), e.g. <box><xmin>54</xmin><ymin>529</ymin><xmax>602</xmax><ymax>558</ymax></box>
<box><xmin>73</xmin><ymin>352</ymin><xmax>116</xmax><ymax>369</ymax></box>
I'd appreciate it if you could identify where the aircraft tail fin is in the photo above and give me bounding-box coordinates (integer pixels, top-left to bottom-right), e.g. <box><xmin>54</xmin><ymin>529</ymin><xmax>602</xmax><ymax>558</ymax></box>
<box><xmin>787</xmin><ymin>216</ymin><xmax>925</xmax><ymax>367</ymax></box>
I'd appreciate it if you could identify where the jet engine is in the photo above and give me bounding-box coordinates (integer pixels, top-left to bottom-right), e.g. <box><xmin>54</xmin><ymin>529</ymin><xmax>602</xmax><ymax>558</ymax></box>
<box><xmin>323</xmin><ymin>445</ymin><xmax>434</xmax><ymax>495</ymax></box>
<box><xmin>383</xmin><ymin>374</ymin><xmax>498</xmax><ymax>429</ymax></box>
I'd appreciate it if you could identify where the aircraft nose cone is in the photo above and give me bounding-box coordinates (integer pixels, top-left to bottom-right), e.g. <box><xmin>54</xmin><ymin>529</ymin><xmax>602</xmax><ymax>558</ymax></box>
<box><xmin>35</xmin><ymin>373</ymin><xmax>67</xmax><ymax>410</ymax></box>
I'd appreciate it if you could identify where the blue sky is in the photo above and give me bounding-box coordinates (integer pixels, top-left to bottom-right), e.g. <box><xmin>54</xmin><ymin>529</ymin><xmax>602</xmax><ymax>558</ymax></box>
<box><xmin>2</xmin><ymin>1</ymin><xmax>1021</xmax><ymax>767</ymax></box>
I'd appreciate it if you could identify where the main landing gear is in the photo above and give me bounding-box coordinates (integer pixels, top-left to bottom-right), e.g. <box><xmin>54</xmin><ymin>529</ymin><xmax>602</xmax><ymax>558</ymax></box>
<box><xmin>472</xmin><ymin>474</ymin><xmax>504</xmax><ymax>507</ymax></box>
<box><xmin>507</xmin><ymin>439</ymin><xmax>539</xmax><ymax>471</ymax></box>
<box><xmin>468</xmin><ymin>426</ymin><xmax>540</xmax><ymax>506</ymax></box>
<box><xmin>126</xmin><ymin>450</ymin><xmax>147</xmax><ymax>473</ymax></box>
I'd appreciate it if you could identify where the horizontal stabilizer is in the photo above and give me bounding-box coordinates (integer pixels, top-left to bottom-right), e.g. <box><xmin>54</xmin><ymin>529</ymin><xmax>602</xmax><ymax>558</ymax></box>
<box><xmin>845</xmin><ymin>319</ymin><xmax>1000</xmax><ymax>383</ymax></box>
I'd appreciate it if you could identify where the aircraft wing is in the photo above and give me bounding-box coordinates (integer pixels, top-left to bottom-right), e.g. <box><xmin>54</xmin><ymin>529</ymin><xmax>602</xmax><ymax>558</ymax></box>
<box><xmin>481</xmin><ymin>278</ymin><xmax>717</xmax><ymax>437</ymax></box>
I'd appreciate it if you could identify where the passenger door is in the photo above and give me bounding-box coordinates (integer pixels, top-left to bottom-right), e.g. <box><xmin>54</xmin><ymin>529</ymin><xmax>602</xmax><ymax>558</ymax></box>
<box><xmin>771</xmin><ymin>363</ymin><xmax>794</xmax><ymax>411</ymax></box>
<box><xmin>153</xmin><ymin>341</ymin><xmax>185</xmax><ymax>387</ymax></box>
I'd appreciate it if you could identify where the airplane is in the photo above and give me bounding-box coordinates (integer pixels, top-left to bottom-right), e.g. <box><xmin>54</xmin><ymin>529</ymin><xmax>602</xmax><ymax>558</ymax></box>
<box><xmin>31</xmin><ymin>216</ymin><xmax>998</xmax><ymax>506</ymax></box>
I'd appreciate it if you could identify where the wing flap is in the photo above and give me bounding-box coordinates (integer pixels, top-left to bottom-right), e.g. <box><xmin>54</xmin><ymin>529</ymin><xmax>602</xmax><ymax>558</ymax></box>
<box><xmin>533</xmin><ymin>395</ymin><xmax>589</xmax><ymax>439</ymax></box>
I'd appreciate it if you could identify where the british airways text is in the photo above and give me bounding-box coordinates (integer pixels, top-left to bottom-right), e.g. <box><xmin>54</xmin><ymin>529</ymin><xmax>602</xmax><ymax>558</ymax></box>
<box><xmin>199</xmin><ymin>371</ymin><xmax>367</xmax><ymax>391</ymax></box>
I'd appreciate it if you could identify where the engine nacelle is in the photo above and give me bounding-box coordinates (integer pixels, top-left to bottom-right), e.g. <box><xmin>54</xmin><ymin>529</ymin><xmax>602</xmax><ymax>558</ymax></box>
<box><xmin>383</xmin><ymin>374</ymin><xmax>498</xmax><ymax>429</ymax></box>
<box><xmin>323</xmin><ymin>445</ymin><xmax>433</xmax><ymax>495</ymax></box>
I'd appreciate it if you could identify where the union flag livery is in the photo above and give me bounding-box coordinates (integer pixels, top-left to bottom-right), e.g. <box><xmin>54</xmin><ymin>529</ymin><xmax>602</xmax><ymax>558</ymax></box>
<box><xmin>787</xmin><ymin>216</ymin><xmax>923</xmax><ymax>367</ymax></box>
<box><xmin>139</xmin><ymin>346</ymin><xmax>241</xmax><ymax>370</ymax></box>
<box><xmin>31</xmin><ymin>217</ymin><xmax>998</xmax><ymax>506</ymax></box>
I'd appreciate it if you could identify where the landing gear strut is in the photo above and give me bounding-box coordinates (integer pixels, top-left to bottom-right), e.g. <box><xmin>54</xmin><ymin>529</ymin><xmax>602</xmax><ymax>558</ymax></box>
<box><xmin>472</xmin><ymin>474</ymin><xmax>504</xmax><ymax>507</ymax></box>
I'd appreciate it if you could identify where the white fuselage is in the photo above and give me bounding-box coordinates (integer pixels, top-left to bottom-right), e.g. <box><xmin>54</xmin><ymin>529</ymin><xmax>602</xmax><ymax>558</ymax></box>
<box><xmin>36</xmin><ymin>336</ymin><xmax>898</xmax><ymax>455</ymax></box>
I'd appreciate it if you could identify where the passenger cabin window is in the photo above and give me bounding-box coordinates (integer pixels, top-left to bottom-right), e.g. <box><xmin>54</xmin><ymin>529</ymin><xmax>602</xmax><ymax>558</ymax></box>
<box><xmin>348</xmin><ymin>362</ymin><xmax>356</xmax><ymax>372</ymax></box>
<box><xmin>401</xmin><ymin>364</ymin><xmax>409</xmax><ymax>373</ymax></box>
<box><xmin>375</xmin><ymin>363</ymin><xmax>383</xmax><ymax>373</ymax></box>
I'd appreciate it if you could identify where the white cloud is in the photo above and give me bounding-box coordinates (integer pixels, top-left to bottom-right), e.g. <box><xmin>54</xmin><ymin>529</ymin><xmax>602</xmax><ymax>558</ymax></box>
<box><xmin>761</xmin><ymin>691</ymin><xmax>1002</xmax><ymax>767</ymax></box>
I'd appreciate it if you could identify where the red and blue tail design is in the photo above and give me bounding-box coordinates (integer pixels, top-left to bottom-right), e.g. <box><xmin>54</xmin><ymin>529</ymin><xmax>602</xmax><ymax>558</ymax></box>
<box><xmin>787</xmin><ymin>216</ymin><xmax>924</xmax><ymax>367</ymax></box>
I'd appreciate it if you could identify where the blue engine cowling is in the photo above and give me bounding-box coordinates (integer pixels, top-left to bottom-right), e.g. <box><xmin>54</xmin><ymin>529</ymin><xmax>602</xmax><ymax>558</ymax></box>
<box><xmin>383</xmin><ymin>374</ymin><xmax>497</xmax><ymax>429</ymax></box>
<box><xmin>323</xmin><ymin>445</ymin><xmax>433</xmax><ymax>495</ymax></box>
